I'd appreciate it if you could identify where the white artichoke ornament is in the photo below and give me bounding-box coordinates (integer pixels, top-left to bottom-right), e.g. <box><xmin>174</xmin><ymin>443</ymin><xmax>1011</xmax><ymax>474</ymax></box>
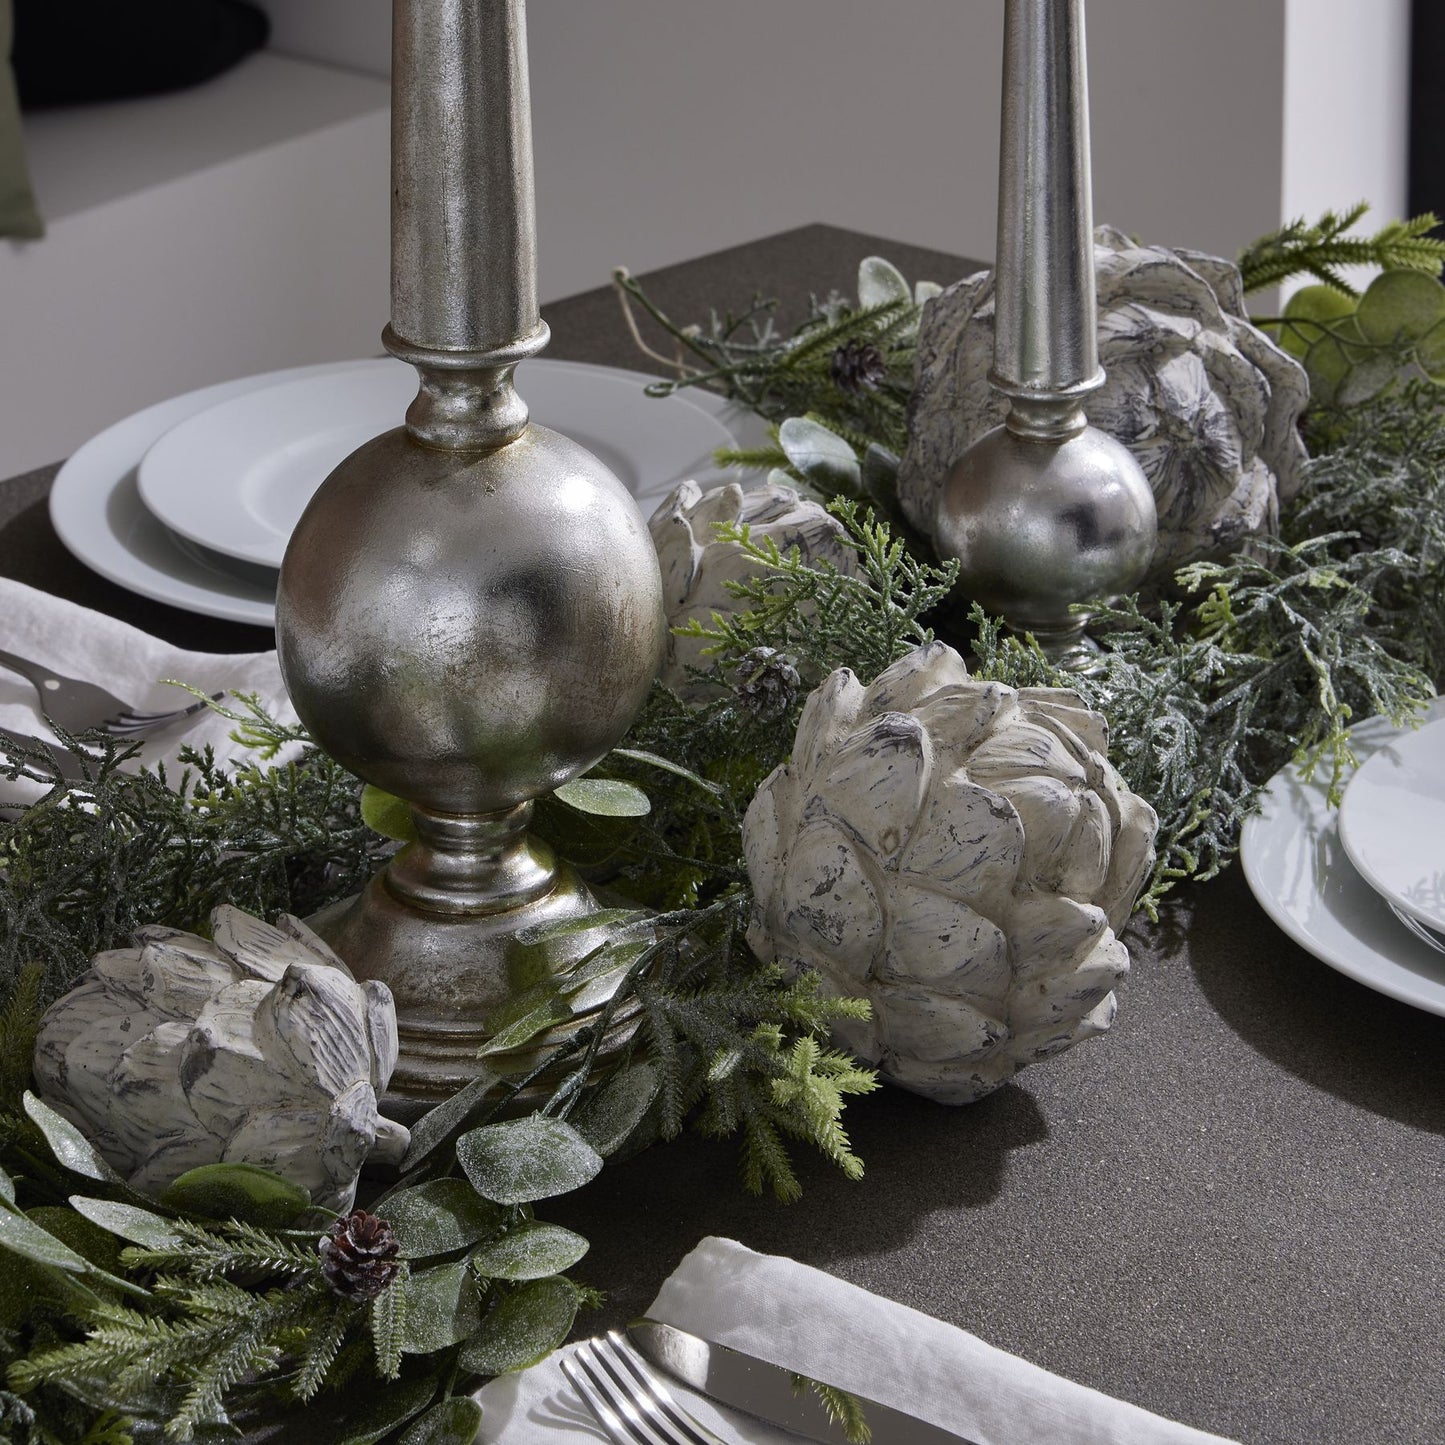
<box><xmin>32</xmin><ymin>906</ymin><xmax>408</xmax><ymax>1211</ymax></box>
<box><xmin>649</xmin><ymin>478</ymin><xmax>857</xmax><ymax>698</ymax></box>
<box><xmin>743</xmin><ymin>643</ymin><xmax>1158</xmax><ymax>1103</ymax></box>
<box><xmin>898</xmin><ymin>226</ymin><xmax>1309</xmax><ymax>586</ymax></box>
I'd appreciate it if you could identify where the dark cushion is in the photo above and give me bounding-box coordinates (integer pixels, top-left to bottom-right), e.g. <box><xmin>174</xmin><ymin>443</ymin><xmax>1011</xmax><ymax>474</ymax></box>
<box><xmin>12</xmin><ymin>0</ymin><xmax>270</xmax><ymax>110</ymax></box>
<box><xmin>0</xmin><ymin>0</ymin><xmax>42</xmax><ymax>238</ymax></box>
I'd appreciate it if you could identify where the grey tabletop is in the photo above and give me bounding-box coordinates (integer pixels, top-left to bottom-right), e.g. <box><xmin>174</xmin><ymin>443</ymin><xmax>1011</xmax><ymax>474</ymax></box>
<box><xmin>3</xmin><ymin>225</ymin><xmax>1441</xmax><ymax>1445</ymax></box>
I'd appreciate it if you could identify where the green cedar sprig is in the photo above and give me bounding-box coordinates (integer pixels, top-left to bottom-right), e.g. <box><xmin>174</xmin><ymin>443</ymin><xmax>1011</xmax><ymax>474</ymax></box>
<box><xmin>1237</xmin><ymin>202</ymin><xmax>1445</xmax><ymax>296</ymax></box>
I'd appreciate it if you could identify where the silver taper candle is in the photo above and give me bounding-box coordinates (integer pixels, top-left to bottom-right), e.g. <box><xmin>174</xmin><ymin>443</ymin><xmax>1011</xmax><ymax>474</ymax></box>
<box><xmin>935</xmin><ymin>0</ymin><xmax>1155</xmax><ymax>663</ymax></box>
<box><xmin>274</xmin><ymin>0</ymin><xmax>666</xmax><ymax>1120</ymax></box>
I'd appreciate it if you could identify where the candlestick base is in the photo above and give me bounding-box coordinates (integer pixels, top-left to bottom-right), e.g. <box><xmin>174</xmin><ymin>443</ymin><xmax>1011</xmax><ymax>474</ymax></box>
<box><xmin>308</xmin><ymin>806</ymin><xmax>641</xmax><ymax>1125</ymax></box>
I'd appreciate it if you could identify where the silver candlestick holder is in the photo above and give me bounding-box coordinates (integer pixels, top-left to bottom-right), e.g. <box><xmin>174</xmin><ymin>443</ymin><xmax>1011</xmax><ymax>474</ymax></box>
<box><xmin>275</xmin><ymin>0</ymin><xmax>665</xmax><ymax>1121</ymax></box>
<box><xmin>935</xmin><ymin>0</ymin><xmax>1155</xmax><ymax>665</ymax></box>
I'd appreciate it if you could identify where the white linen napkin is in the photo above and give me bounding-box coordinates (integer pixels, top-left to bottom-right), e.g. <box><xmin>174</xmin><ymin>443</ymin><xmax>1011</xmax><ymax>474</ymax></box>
<box><xmin>474</xmin><ymin>1236</ymin><xmax>1239</xmax><ymax>1444</ymax></box>
<box><xmin>0</xmin><ymin>578</ymin><xmax>296</xmax><ymax>805</ymax></box>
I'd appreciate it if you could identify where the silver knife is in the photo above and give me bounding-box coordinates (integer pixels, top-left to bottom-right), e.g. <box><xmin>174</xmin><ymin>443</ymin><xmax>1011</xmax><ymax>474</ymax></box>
<box><xmin>0</xmin><ymin>729</ymin><xmax>87</xmax><ymax>782</ymax></box>
<box><xmin>627</xmin><ymin>1318</ymin><xmax>981</xmax><ymax>1445</ymax></box>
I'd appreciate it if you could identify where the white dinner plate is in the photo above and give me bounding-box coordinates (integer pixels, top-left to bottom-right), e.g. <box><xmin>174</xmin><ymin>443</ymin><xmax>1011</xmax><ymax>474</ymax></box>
<box><xmin>137</xmin><ymin>359</ymin><xmax>739</xmax><ymax>571</ymax></box>
<box><xmin>1336</xmin><ymin>714</ymin><xmax>1445</xmax><ymax>934</ymax></box>
<box><xmin>1239</xmin><ymin>699</ymin><xmax>1445</xmax><ymax>1017</ymax></box>
<box><xmin>50</xmin><ymin>359</ymin><xmax>764</xmax><ymax>627</ymax></box>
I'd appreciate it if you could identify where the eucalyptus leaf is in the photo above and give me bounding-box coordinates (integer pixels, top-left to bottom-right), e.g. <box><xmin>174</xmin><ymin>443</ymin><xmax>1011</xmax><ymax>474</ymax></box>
<box><xmin>476</xmin><ymin>998</ymin><xmax>573</xmax><ymax>1059</ymax></box>
<box><xmin>0</xmin><ymin>1200</ymin><xmax>90</xmax><ymax>1272</ymax></box>
<box><xmin>0</xmin><ymin>1166</ymin><xmax>13</xmax><ymax>1204</ymax></box>
<box><xmin>571</xmin><ymin>1062</ymin><xmax>660</xmax><ymax>1158</ymax></box>
<box><xmin>915</xmin><ymin>279</ymin><xmax>944</xmax><ymax>305</ymax></box>
<box><xmin>160</xmin><ymin>1162</ymin><xmax>311</xmax><ymax>1229</ymax></box>
<box><xmin>1336</xmin><ymin>352</ymin><xmax>1399</xmax><ymax>407</ymax></box>
<box><xmin>553</xmin><ymin>777</ymin><xmax>651</xmax><ymax>818</ymax></box>
<box><xmin>382</xmin><ymin>1178</ymin><xmax>503</xmax><ymax>1260</ymax></box>
<box><xmin>471</xmin><ymin>1221</ymin><xmax>588</xmax><ymax>1281</ymax></box>
<box><xmin>857</xmin><ymin>256</ymin><xmax>911</xmax><ymax>310</ymax></box>
<box><xmin>395</xmin><ymin>1398</ymin><xmax>484</xmax><ymax>1445</ymax></box>
<box><xmin>609</xmin><ymin>747</ymin><xmax>726</xmax><ymax>798</ymax></box>
<box><xmin>69</xmin><ymin>1195</ymin><xmax>183</xmax><ymax>1249</ymax></box>
<box><xmin>778</xmin><ymin>417</ymin><xmax>861</xmax><ymax>495</ymax></box>
<box><xmin>399</xmin><ymin>1259</ymin><xmax>481</xmax><ymax>1354</ymax></box>
<box><xmin>455</xmin><ymin>1116</ymin><xmax>602</xmax><ymax>1205</ymax></box>
<box><xmin>360</xmin><ymin>784</ymin><xmax>418</xmax><ymax>843</ymax></box>
<box><xmin>1279</xmin><ymin>283</ymin><xmax>1356</xmax><ymax>359</ymax></box>
<box><xmin>458</xmin><ymin>1276</ymin><xmax>580</xmax><ymax>1376</ymax></box>
<box><xmin>1355</xmin><ymin>269</ymin><xmax>1445</xmax><ymax>344</ymax></box>
<box><xmin>1304</xmin><ymin>335</ymin><xmax>1351</xmax><ymax>405</ymax></box>
<box><xmin>23</xmin><ymin>1091</ymin><xmax>120</xmax><ymax>1182</ymax></box>
<box><xmin>1416</xmin><ymin>318</ymin><xmax>1445</xmax><ymax>381</ymax></box>
<box><xmin>398</xmin><ymin>1071</ymin><xmax>501</xmax><ymax>1173</ymax></box>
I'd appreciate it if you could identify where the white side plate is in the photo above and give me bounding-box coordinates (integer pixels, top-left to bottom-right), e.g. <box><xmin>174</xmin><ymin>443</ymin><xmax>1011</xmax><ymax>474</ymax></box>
<box><xmin>1239</xmin><ymin>700</ymin><xmax>1445</xmax><ymax>1017</ymax></box>
<box><xmin>50</xmin><ymin>359</ymin><xmax>764</xmax><ymax>627</ymax></box>
<box><xmin>1336</xmin><ymin>714</ymin><xmax>1445</xmax><ymax>934</ymax></box>
<box><xmin>136</xmin><ymin>358</ymin><xmax>739</xmax><ymax>571</ymax></box>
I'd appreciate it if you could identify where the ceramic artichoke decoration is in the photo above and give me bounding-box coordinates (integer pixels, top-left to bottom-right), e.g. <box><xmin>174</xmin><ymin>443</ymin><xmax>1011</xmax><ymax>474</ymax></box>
<box><xmin>649</xmin><ymin>478</ymin><xmax>857</xmax><ymax>697</ymax></box>
<box><xmin>32</xmin><ymin>905</ymin><xmax>408</xmax><ymax>1211</ymax></box>
<box><xmin>743</xmin><ymin>642</ymin><xmax>1158</xmax><ymax>1103</ymax></box>
<box><xmin>898</xmin><ymin>225</ymin><xmax>1309</xmax><ymax>586</ymax></box>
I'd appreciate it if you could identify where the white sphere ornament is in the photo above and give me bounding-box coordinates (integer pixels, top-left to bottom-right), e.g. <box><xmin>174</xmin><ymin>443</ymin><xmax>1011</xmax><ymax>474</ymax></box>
<box><xmin>649</xmin><ymin>478</ymin><xmax>858</xmax><ymax>698</ymax></box>
<box><xmin>743</xmin><ymin>643</ymin><xmax>1158</xmax><ymax>1103</ymax></box>
<box><xmin>32</xmin><ymin>906</ymin><xmax>408</xmax><ymax>1211</ymax></box>
<box><xmin>899</xmin><ymin>226</ymin><xmax>1310</xmax><ymax>587</ymax></box>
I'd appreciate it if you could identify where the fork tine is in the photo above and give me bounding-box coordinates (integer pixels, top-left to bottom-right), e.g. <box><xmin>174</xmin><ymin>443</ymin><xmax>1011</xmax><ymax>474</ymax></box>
<box><xmin>100</xmin><ymin>692</ymin><xmax>226</xmax><ymax>737</ymax></box>
<box><xmin>593</xmin><ymin>1333</ymin><xmax>724</xmax><ymax>1445</ymax></box>
<box><xmin>561</xmin><ymin>1353</ymin><xmax>640</xmax><ymax>1445</ymax></box>
<box><xmin>565</xmin><ymin>1345</ymin><xmax>668</xmax><ymax>1445</ymax></box>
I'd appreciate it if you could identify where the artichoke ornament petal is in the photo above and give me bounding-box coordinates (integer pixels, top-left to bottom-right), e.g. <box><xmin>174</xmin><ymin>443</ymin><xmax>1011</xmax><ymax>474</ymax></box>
<box><xmin>362</xmin><ymin>980</ymin><xmax>400</xmax><ymax>1093</ymax></box>
<box><xmin>821</xmin><ymin>712</ymin><xmax>931</xmax><ymax>867</ymax></box>
<box><xmin>777</xmin><ymin>820</ymin><xmax>884</xmax><ymax>980</ymax></box>
<box><xmin>900</xmin><ymin>772</ymin><xmax>1023</xmax><ymax>906</ymax></box>
<box><xmin>34</xmin><ymin>906</ymin><xmax>406</xmax><ymax>1206</ymax></box>
<box><xmin>648</xmin><ymin>478</ymin><xmax>859</xmax><ymax>698</ymax></box>
<box><xmin>211</xmin><ymin>904</ymin><xmax>315</xmax><ymax>981</ymax></box>
<box><xmin>744</xmin><ymin>643</ymin><xmax>1157</xmax><ymax>1104</ymax></box>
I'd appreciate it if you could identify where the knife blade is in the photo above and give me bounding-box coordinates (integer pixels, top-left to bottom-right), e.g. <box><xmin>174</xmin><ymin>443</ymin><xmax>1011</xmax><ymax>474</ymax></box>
<box><xmin>0</xmin><ymin>729</ymin><xmax>87</xmax><ymax>782</ymax></box>
<box><xmin>627</xmin><ymin>1318</ymin><xmax>980</xmax><ymax>1445</ymax></box>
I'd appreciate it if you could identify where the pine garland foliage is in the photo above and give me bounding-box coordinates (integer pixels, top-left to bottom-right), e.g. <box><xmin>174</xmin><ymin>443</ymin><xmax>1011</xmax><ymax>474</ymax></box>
<box><xmin>1236</xmin><ymin>202</ymin><xmax>1445</xmax><ymax>296</ymax></box>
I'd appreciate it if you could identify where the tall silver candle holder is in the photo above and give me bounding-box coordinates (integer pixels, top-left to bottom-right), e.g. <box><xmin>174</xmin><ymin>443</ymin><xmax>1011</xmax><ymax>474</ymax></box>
<box><xmin>275</xmin><ymin>0</ymin><xmax>665</xmax><ymax>1120</ymax></box>
<box><xmin>935</xmin><ymin>0</ymin><xmax>1155</xmax><ymax>665</ymax></box>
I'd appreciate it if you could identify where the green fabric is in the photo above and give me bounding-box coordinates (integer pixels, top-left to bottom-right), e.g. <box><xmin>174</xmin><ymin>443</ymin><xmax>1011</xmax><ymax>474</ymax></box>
<box><xmin>0</xmin><ymin>0</ymin><xmax>42</xmax><ymax>239</ymax></box>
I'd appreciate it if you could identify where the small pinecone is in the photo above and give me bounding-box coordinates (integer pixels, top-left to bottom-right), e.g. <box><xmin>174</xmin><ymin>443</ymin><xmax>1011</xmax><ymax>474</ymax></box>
<box><xmin>733</xmin><ymin>647</ymin><xmax>801</xmax><ymax>721</ymax></box>
<box><xmin>830</xmin><ymin>338</ymin><xmax>887</xmax><ymax>394</ymax></box>
<box><xmin>319</xmin><ymin>1209</ymin><xmax>400</xmax><ymax>1302</ymax></box>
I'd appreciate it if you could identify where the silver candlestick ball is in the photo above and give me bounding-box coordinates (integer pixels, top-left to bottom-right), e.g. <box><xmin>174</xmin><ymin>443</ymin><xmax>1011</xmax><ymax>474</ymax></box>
<box><xmin>275</xmin><ymin>0</ymin><xmax>665</xmax><ymax>1119</ymax></box>
<box><xmin>935</xmin><ymin>0</ymin><xmax>1154</xmax><ymax>663</ymax></box>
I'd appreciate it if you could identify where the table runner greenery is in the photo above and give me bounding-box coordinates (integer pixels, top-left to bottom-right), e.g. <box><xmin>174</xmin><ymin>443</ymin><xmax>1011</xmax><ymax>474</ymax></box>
<box><xmin>1</xmin><ymin>205</ymin><xmax>1443</xmax><ymax>1443</ymax></box>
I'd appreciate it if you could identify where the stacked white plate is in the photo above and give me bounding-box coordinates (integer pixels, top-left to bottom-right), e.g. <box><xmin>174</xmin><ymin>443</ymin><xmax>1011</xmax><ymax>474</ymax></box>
<box><xmin>49</xmin><ymin>358</ymin><xmax>768</xmax><ymax>627</ymax></box>
<box><xmin>1241</xmin><ymin>702</ymin><xmax>1445</xmax><ymax>1015</ymax></box>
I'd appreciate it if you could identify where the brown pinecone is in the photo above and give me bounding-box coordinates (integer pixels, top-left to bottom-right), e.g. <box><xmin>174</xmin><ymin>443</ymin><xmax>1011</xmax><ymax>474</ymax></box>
<box><xmin>732</xmin><ymin>646</ymin><xmax>801</xmax><ymax>721</ymax></box>
<box><xmin>320</xmin><ymin>1209</ymin><xmax>400</xmax><ymax>1302</ymax></box>
<box><xmin>830</xmin><ymin>337</ymin><xmax>887</xmax><ymax>394</ymax></box>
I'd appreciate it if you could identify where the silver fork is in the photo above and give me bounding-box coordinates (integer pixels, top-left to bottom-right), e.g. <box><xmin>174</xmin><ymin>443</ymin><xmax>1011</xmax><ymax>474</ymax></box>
<box><xmin>0</xmin><ymin>648</ymin><xmax>221</xmax><ymax>737</ymax></box>
<box><xmin>561</xmin><ymin>1330</ymin><xmax>726</xmax><ymax>1445</ymax></box>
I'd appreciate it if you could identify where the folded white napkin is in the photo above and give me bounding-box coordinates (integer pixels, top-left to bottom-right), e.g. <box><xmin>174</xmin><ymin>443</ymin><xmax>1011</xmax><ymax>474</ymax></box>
<box><xmin>475</xmin><ymin>1236</ymin><xmax>1239</xmax><ymax>1444</ymax></box>
<box><xmin>0</xmin><ymin>578</ymin><xmax>297</xmax><ymax>805</ymax></box>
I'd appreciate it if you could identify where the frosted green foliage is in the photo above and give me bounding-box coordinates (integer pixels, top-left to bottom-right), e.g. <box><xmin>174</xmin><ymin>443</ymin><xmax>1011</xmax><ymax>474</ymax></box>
<box><xmin>1237</xmin><ymin>203</ymin><xmax>1445</xmax><ymax>295</ymax></box>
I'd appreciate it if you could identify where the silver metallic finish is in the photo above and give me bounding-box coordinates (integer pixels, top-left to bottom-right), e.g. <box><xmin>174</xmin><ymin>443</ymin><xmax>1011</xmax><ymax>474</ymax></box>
<box><xmin>935</xmin><ymin>0</ymin><xmax>1155</xmax><ymax>662</ymax></box>
<box><xmin>627</xmin><ymin>1320</ymin><xmax>981</xmax><ymax>1445</ymax></box>
<box><xmin>274</xmin><ymin>0</ymin><xmax>665</xmax><ymax>1115</ymax></box>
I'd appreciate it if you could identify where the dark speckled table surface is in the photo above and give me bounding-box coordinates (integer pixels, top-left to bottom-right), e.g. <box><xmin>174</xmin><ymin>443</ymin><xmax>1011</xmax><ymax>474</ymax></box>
<box><xmin>3</xmin><ymin>225</ymin><xmax>1441</xmax><ymax>1445</ymax></box>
